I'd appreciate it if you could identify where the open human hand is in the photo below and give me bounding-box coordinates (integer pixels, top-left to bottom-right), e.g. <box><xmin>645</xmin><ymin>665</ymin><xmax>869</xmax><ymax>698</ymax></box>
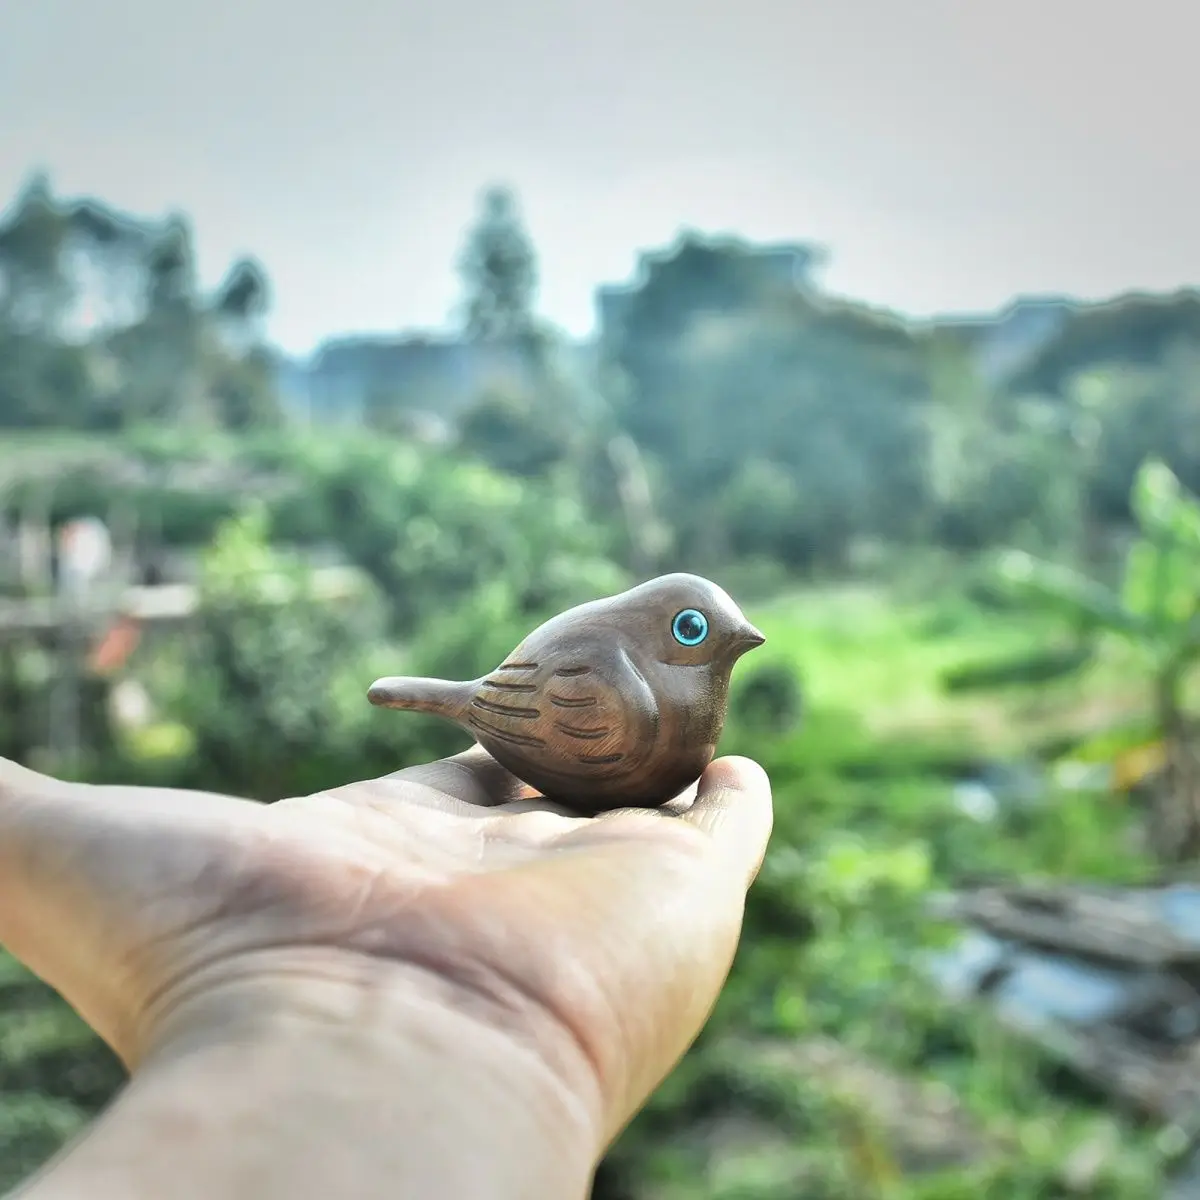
<box><xmin>0</xmin><ymin>747</ymin><xmax>772</xmax><ymax>1153</ymax></box>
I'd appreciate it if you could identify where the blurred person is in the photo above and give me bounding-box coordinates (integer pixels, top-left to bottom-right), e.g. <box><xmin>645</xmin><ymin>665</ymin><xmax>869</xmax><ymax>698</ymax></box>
<box><xmin>0</xmin><ymin>747</ymin><xmax>771</xmax><ymax>1199</ymax></box>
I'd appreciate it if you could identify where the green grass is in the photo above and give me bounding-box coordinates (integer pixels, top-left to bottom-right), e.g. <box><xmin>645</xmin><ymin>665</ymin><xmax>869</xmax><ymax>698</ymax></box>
<box><xmin>747</xmin><ymin>583</ymin><xmax>1151</xmax><ymax>755</ymax></box>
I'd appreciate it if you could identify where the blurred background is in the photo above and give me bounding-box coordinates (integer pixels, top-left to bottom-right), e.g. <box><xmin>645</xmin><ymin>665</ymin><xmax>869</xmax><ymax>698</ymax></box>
<box><xmin>2</xmin><ymin>0</ymin><xmax>1200</xmax><ymax>1195</ymax></box>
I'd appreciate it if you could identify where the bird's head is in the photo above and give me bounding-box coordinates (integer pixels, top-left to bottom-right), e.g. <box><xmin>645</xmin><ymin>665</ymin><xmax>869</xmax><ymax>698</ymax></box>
<box><xmin>609</xmin><ymin>572</ymin><xmax>766</xmax><ymax>674</ymax></box>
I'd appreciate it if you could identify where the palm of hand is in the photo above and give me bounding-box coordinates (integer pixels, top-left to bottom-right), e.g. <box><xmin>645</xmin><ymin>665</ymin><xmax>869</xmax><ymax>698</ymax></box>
<box><xmin>0</xmin><ymin>749</ymin><xmax>770</xmax><ymax>1138</ymax></box>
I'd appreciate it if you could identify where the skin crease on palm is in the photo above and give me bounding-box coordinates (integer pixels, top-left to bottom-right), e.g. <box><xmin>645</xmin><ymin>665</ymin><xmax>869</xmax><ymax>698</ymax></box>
<box><xmin>0</xmin><ymin>745</ymin><xmax>773</xmax><ymax>1187</ymax></box>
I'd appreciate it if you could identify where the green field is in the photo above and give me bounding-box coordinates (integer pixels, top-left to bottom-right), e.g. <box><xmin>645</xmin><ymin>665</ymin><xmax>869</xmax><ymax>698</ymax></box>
<box><xmin>752</xmin><ymin>583</ymin><xmax>1145</xmax><ymax>746</ymax></box>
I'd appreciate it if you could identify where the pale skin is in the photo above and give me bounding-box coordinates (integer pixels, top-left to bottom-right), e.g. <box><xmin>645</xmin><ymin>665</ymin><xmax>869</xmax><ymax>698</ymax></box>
<box><xmin>0</xmin><ymin>746</ymin><xmax>773</xmax><ymax>1199</ymax></box>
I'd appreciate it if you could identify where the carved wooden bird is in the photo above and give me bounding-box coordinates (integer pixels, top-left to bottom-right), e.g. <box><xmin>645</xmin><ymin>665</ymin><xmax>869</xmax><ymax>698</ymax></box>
<box><xmin>367</xmin><ymin>572</ymin><xmax>766</xmax><ymax>813</ymax></box>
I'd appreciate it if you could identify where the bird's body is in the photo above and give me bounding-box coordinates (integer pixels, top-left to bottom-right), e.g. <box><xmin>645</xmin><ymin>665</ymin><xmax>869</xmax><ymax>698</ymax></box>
<box><xmin>368</xmin><ymin>573</ymin><xmax>765</xmax><ymax>813</ymax></box>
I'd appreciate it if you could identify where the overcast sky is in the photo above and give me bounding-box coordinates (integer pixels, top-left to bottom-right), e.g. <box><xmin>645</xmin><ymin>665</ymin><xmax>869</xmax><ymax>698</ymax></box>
<box><xmin>1</xmin><ymin>0</ymin><xmax>1195</xmax><ymax>354</ymax></box>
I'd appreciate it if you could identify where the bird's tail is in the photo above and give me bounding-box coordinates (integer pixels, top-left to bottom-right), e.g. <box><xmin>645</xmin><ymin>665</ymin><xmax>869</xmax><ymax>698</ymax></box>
<box><xmin>366</xmin><ymin>676</ymin><xmax>475</xmax><ymax>721</ymax></box>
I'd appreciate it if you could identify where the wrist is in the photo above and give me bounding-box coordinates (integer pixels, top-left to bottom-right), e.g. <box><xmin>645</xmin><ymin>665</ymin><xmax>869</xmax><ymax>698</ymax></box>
<box><xmin>24</xmin><ymin>951</ymin><xmax>605</xmax><ymax>1200</ymax></box>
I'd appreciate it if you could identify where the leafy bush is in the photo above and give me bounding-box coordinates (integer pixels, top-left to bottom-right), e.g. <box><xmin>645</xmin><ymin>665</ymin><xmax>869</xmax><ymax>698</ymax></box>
<box><xmin>267</xmin><ymin>438</ymin><xmax>626</xmax><ymax>631</ymax></box>
<box><xmin>941</xmin><ymin>644</ymin><xmax>1094</xmax><ymax>693</ymax></box>
<box><xmin>161</xmin><ymin>507</ymin><xmax>400</xmax><ymax>799</ymax></box>
<box><xmin>730</xmin><ymin>660</ymin><xmax>804</xmax><ymax>734</ymax></box>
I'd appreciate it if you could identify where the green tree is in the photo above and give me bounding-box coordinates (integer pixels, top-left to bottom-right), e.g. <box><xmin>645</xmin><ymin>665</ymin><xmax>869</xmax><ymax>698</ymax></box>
<box><xmin>0</xmin><ymin>171</ymin><xmax>71</xmax><ymax>337</ymax></box>
<box><xmin>607</xmin><ymin>274</ymin><xmax>934</xmax><ymax>566</ymax></box>
<box><xmin>0</xmin><ymin>174</ymin><xmax>95</xmax><ymax>428</ymax></box>
<box><xmin>458</xmin><ymin>185</ymin><xmax>538</xmax><ymax>343</ymax></box>
<box><xmin>208</xmin><ymin>259</ymin><xmax>281</xmax><ymax>430</ymax></box>
<box><xmin>996</xmin><ymin>458</ymin><xmax>1200</xmax><ymax>860</ymax></box>
<box><xmin>212</xmin><ymin>256</ymin><xmax>269</xmax><ymax>328</ymax></box>
<box><xmin>208</xmin><ymin>345</ymin><xmax>283</xmax><ymax>431</ymax></box>
<box><xmin>456</xmin><ymin>383</ymin><xmax>569</xmax><ymax>478</ymax></box>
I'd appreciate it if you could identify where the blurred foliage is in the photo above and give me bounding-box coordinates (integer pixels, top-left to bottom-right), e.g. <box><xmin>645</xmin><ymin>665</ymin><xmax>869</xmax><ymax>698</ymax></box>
<box><xmin>263</xmin><ymin>436</ymin><xmax>627</xmax><ymax>631</ymax></box>
<box><xmin>161</xmin><ymin>507</ymin><xmax>393</xmax><ymax>798</ymax></box>
<box><xmin>4</xmin><ymin>174</ymin><xmax>1200</xmax><ymax>1196</ymax></box>
<box><xmin>994</xmin><ymin>458</ymin><xmax>1200</xmax><ymax>724</ymax></box>
<box><xmin>993</xmin><ymin>458</ymin><xmax>1200</xmax><ymax>861</ymax></box>
<box><xmin>0</xmin><ymin>953</ymin><xmax>122</xmax><ymax>1194</ymax></box>
<box><xmin>729</xmin><ymin>659</ymin><xmax>804</xmax><ymax>735</ymax></box>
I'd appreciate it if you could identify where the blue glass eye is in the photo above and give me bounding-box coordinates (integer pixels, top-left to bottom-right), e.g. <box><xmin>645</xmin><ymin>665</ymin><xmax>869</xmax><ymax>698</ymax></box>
<box><xmin>672</xmin><ymin>608</ymin><xmax>708</xmax><ymax>647</ymax></box>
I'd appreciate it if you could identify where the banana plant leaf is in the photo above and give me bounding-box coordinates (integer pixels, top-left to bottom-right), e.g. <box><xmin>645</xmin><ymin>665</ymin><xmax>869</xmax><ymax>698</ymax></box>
<box><xmin>994</xmin><ymin>550</ymin><xmax>1153</xmax><ymax>640</ymax></box>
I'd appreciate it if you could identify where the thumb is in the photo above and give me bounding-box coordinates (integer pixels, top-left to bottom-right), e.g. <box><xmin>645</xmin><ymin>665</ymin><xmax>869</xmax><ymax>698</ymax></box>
<box><xmin>679</xmin><ymin>757</ymin><xmax>774</xmax><ymax>888</ymax></box>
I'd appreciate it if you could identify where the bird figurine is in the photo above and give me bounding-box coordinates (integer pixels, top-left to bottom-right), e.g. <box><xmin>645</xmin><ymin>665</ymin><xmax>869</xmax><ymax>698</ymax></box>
<box><xmin>367</xmin><ymin>572</ymin><xmax>766</xmax><ymax>813</ymax></box>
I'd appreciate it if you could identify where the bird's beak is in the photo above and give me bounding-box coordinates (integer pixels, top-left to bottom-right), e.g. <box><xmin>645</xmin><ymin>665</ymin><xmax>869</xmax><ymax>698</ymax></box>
<box><xmin>736</xmin><ymin>623</ymin><xmax>766</xmax><ymax>653</ymax></box>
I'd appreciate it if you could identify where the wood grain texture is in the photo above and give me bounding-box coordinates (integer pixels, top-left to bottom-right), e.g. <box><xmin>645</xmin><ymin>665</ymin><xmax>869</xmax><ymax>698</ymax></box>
<box><xmin>367</xmin><ymin>572</ymin><xmax>765</xmax><ymax>813</ymax></box>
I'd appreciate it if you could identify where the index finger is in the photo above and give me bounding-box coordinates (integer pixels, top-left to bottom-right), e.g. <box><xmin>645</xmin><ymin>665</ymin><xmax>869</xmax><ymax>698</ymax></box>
<box><xmin>678</xmin><ymin>756</ymin><xmax>774</xmax><ymax>888</ymax></box>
